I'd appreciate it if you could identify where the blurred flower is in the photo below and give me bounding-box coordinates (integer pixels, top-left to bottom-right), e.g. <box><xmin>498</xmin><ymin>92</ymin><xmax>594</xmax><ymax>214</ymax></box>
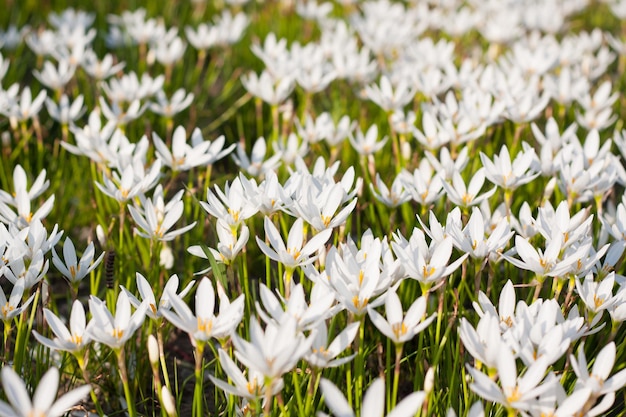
<box><xmin>52</xmin><ymin>237</ymin><xmax>104</xmax><ymax>284</ymax></box>
<box><xmin>367</xmin><ymin>288</ymin><xmax>435</xmax><ymax>345</ymax></box>
<box><xmin>33</xmin><ymin>299</ymin><xmax>90</xmax><ymax>354</ymax></box>
<box><xmin>128</xmin><ymin>184</ymin><xmax>196</xmax><ymax>241</ymax></box>
<box><xmin>87</xmin><ymin>292</ymin><xmax>147</xmax><ymax>351</ymax></box>
<box><xmin>0</xmin><ymin>366</ymin><xmax>91</xmax><ymax>417</ymax></box>
<box><xmin>318</xmin><ymin>378</ymin><xmax>425</xmax><ymax>417</ymax></box>
<box><xmin>161</xmin><ymin>277</ymin><xmax>244</xmax><ymax>346</ymax></box>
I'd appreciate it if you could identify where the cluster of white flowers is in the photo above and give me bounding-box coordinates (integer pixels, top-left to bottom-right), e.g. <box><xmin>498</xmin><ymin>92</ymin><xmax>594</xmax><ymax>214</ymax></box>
<box><xmin>4</xmin><ymin>0</ymin><xmax>626</xmax><ymax>416</ymax></box>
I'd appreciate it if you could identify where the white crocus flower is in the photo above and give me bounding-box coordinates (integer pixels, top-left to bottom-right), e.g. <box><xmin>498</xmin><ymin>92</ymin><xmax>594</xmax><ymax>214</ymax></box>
<box><xmin>468</xmin><ymin>346</ymin><xmax>554</xmax><ymax>413</ymax></box>
<box><xmin>52</xmin><ymin>237</ymin><xmax>104</xmax><ymax>284</ymax></box>
<box><xmin>122</xmin><ymin>272</ymin><xmax>195</xmax><ymax>321</ymax></box>
<box><xmin>392</xmin><ymin>228</ymin><xmax>468</xmax><ymax>290</ymax></box>
<box><xmin>576</xmin><ymin>272</ymin><xmax>619</xmax><ymax>317</ymax></box>
<box><xmin>33</xmin><ymin>300</ymin><xmax>90</xmax><ymax>354</ymax></box>
<box><xmin>0</xmin><ymin>165</ymin><xmax>54</xmax><ymax>229</ymax></box>
<box><xmin>306</xmin><ymin>321</ymin><xmax>359</xmax><ymax>369</ymax></box>
<box><xmin>0</xmin><ymin>279</ymin><xmax>35</xmax><ymax>322</ymax></box>
<box><xmin>502</xmin><ymin>232</ymin><xmax>583</xmax><ymax>278</ymax></box>
<box><xmin>45</xmin><ymin>94</ymin><xmax>85</xmax><ymax>125</ymax></box>
<box><xmin>326</xmin><ymin>237</ymin><xmax>388</xmax><ymax>316</ymax></box>
<box><xmin>318</xmin><ymin>378</ymin><xmax>425</xmax><ymax>417</ymax></box>
<box><xmin>95</xmin><ymin>159</ymin><xmax>162</xmax><ymax>204</ymax></box>
<box><xmin>0</xmin><ymin>366</ymin><xmax>91</xmax><ymax>417</ymax></box>
<box><xmin>241</xmin><ymin>70</ymin><xmax>294</xmax><ymax>106</ymax></box>
<box><xmin>149</xmin><ymin>89</ymin><xmax>194</xmax><ymax>117</ymax></box>
<box><xmin>442</xmin><ymin>168</ymin><xmax>496</xmax><ymax>209</ymax></box>
<box><xmin>348</xmin><ymin>124</ymin><xmax>388</xmax><ymax>156</ymax></box>
<box><xmin>200</xmin><ymin>177</ymin><xmax>259</xmax><ymax>229</ymax></box>
<box><xmin>367</xmin><ymin>288</ymin><xmax>435</xmax><ymax>345</ymax></box>
<box><xmin>256</xmin><ymin>282</ymin><xmax>335</xmax><ymax>332</ymax></box>
<box><xmin>570</xmin><ymin>342</ymin><xmax>626</xmax><ymax>397</ymax></box>
<box><xmin>153</xmin><ymin>126</ymin><xmax>234</xmax><ymax>171</ymax></box>
<box><xmin>292</xmin><ymin>182</ymin><xmax>357</xmax><ymax>232</ymax></box>
<box><xmin>480</xmin><ymin>145</ymin><xmax>540</xmax><ymax>191</ymax></box>
<box><xmin>447</xmin><ymin>207</ymin><xmax>513</xmax><ymax>260</ymax></box>
<box><xmin>231</xmin><ymin>137</ymin><xmax>282</xmax><ymax>177</ymax></box>
<box><xmin>256</xmin><ymin>216</ymin><xmax>332</xmax><ymax>271</ymax></box>
<box><xmin>128</xmin><ymin>184</ymin><xmax>196</xmax><ymax>242</ymax></box>
<box><xmin>209</xmin><ymin>348</ymin><xmax>283</xmax><ymax>401</ymax></box>
<box><xmin>459</xmin><ymin>314</ymin><xmax>503</xmax><ymax>372</ymax></box>
<box><xmin>364</xmin><ymin>75</ymin><xmax>415</xmax><ymax>112</ymax></box>
<box><xmin>189</xmin><ymin>219</ymin><xmax>249</xmax><ymax>267</ymax></box>
<box><xmin>87</xmin><ymin>292</ymin><xmax>147</xmax><ymax>351</ymax></box>
<box><xmin>33</xmin><ymin>59</ymin><xmax>76</xmax><ymax>91</ymax></box>
<box><xmin>370</xmin><ymin>173</ymin><xmax>412</xmax><ymax>208</ymax></box>
<box><xmin>231</xmin><ymin>316</ymin><xmax>314</xmax><ymax>385</ymax></box>
<box><xmin>161</xmin><ymin>277</ymin><xmax>244</xmax><ymax>345</ymax></box>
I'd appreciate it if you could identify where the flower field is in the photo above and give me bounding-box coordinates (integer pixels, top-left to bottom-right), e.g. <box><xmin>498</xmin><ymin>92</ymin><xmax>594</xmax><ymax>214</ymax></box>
<box><xmin>2</xmin><ymin>0</ymin><xmax>626</xmax><ymax>416</ymax></box>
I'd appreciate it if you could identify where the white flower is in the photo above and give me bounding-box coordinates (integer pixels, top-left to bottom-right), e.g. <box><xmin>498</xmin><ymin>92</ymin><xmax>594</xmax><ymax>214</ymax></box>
<box><xmin>469</xmin><ymin>346</ymin><xmax>554</xmax><ymax>413</ymax></box>
<box><xmin>348</xmin><ymin>124</ymin><xmax>388</xmax><ymax>156</ymax></box>
<box><xmin>160</xmin><ymin>277</ymin><xmax>244</xmax><ymax>345</ymax></box>
<box><xmin>0</xmin><ymin>366</ymin><xmax>91</xmax><ymax>417</ymax></box>
<box><xmin>318</xmin><ymin>378</ymin><xmax>425</xmax><ymax>417</ymax></box>
<box><xmin>367</xmin><ymin>288</ymin><xmax>435</xmax><ymax>345</ymax></box>
<box><xmin>149</xmin><ymin>89</ymin><xmax>193</xmax><ymax>118</ymax></box>
<box><xmin>0</xmin><ymin>279</ymin><xmax>35</xmax><ymax>322</ymax></box>
<box><xmin>570</xmin><ymin>342</ymin><xmax>626</xmax><ymax>396</ymax></box>
<box><xmin>305</xmin><ymin>321</ymin><xmax>359</xmax><ymax>369</ymax></box>
<box><xmin>87</xmin><ymin>292</ymin><xmax>147</xmax><ymax>351</ymax></box>
<box><xmin>128</xmin><ymin>185</ymin><xmax>196</xmax><ymax>241</ymax></box>
<box><xmin>231</xmin><ymin>137</ymin><xmax>282</xmax><ymax>177</ymax></box>
<box><xmin>442</xmin><ymin>168</ymin><xmax>496</xmax><ymax>208</ymax></box>
<box><xmin>231</xmin><ymin>316</ymin><xmax>314</xmax><ymax>382</ymax></box>
<box><xmin>209</xmin><ymin>348</ymin><xmax>283</xmax><ymax>401</ymax></box>
<box><xmin>52</xmin><ymin>237</ymin><xmax>104</xmax><ymax>284</ymax></box>
<box><xmin>33</xmin><ymin>300</ymin><xmax>90</xmax><ymax>353</ymax></box>
<box><xmin>256</xmin><ymin>217</ymin><xmax>332</xmax><ymax>270</ymax></box>
<box><xmin>479</xmin><ymin>145</ymin><xmax>539</xmax><ymax>191</ymax></box>
<box><xmin>122</xmin><ymin>272</ymin><xmax>195</xmax><ymax>321</ymax></box>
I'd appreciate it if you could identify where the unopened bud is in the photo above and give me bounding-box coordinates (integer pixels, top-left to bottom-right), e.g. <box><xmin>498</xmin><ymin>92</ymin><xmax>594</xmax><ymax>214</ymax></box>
<box><xmin>148</xmin><ymin>334</ymin><xmax>159</xmax><ymax>365</ymax></box>
<box><xmin>160</xmin><ymin>244</ymin><xmax>174</xmax><ymax>269</ymax></box>
<box><xmin>161</xmin><ymin>386</ymin><xmax>177</xmax><ymax>417</ymax></box>
<box><xmin>424</xmin><ymin>367</ymin><xmax>435</xmax><ymax>395</ymax></box>
<box><xmin>96</xmin><ymin>225</ymin><xmax>107</xmax><ymax>247</ymax></box>
<box><xmin>542</xmin><ymin>177</ymin><xmax>556</xmax><ymax>202</ymax></box>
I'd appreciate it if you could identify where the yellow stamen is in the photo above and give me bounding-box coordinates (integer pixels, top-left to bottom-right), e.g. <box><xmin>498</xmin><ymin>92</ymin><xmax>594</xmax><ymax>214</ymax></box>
<box><xmin>392</xmin><ymin>322</ymin><xmax>408</xmax><ymax>339</ymax></box>
<box><xmin>1</xmin><ymin>303</ymin><xmax>15</xmax><ymax>317</ymax></box>
<box><xmin>197</xmin><ymin>317</ymin><xmax>213</xmax><ymax>334</ymax></box>
<box><xmin>112</xmin><ymin>328</ymin><xmax>124</xmax><ymax>340</ymax></box>
<box><xmin>505</xmin><ymin>386</ymin><xmax>521</xmax><ymax>404</ymax></box>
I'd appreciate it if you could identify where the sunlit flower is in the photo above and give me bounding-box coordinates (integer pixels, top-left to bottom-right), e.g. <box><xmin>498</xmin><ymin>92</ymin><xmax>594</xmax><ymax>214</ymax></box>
<box><xmin>368</xmin><ymin>288</ymin><xmax>435</xmax><ymax>345</ymax></box>
<box><xmin>256</xmin><ymin>217</ymin><xmax>332</xmax><ymax>270</ymax></box>
<box><xmin>318</xmin><ymin>378</ymin><xmax>425</xmax><ymax>417</ymax></box>
<box><xmin>33</xmin><ymin>300</ymin><xmax>90</xmax><ymax>354</ymax></box>
<box><xmin>0</xmin><ymin>366</ymin><xmax>91</xmax><ymax>417</ymax></box>
<box><xmin>52</xmin><ymin>237</ymin><xmax>104</xmax><ymax>284</ymax></box>
<box><xmin>160</xmin><ymin>277</ymin><xmax>244</xmax><ymax>345</ymax></box>
<box><xmin>87</xmin><ymin>292</ymin><xmax>147</xmax><ymax>351</ymax></box>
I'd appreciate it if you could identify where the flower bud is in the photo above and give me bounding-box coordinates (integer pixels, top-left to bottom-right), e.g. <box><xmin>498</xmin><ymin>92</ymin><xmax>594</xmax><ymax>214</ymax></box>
<box><xmin>148</xmin><ymin>334</ymin><xmax>159</xmax><ymax>365</ymax></box>
<box><xmin>424</xmin><ymin>367</ymin><xmax>435</xmax><ymax>395</ymax></box>
<box><xmin>96</xmin><ymin>224</ymin><xmax>107</xmax><ymax>247</ymax></box>
<box><xmin>161</xmin><ymin>385</ymin><xmax>177</xmax><ymax>417</ymax></box>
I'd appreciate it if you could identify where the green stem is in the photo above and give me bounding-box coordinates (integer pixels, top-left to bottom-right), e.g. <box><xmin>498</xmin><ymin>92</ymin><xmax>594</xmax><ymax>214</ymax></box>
<box><xmin>117</xmin><ymin>348</ymin><xmax>137</xmax><ymax>417</ymax></box>
<box><xmin>158</xmin><ymin>323</ymin><xmax>172</xmax><ymax>391</ymax></box>
<box><xmin>76</xmin><ymin>352</ymin><xmax>105</xmax><ymax>416</ymax></box>
<box><xmin>355</xmin><ymin>314</ymin><xmax>366</xmax><ymax>416</ymax></box>
<box><xmin>391</xmin><ymin>344</ymin><xmax>404</xmax><ymax>409</ymax></box>
<box><xmin>193</xmin><ymin>341</ymin><xmax>205</xmax><ymax>417</ymax></box>
<box><xmin>292</xmin><ymin>369</ymin><xmax>305</xmax><ymax>417</ymax></box>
